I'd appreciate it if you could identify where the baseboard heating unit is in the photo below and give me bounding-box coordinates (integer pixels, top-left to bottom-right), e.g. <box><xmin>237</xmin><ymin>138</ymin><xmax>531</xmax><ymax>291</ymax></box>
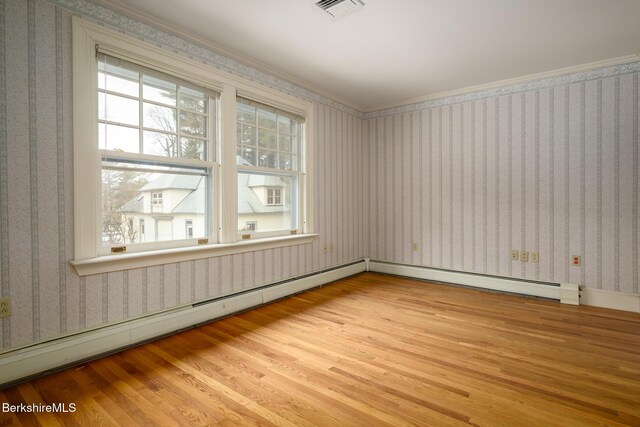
<box><xmin>0</xmin><ymin>261</ymin><xmax>366</xmax><ymax>387</ymax></box>
<box><xmin>367</xmin><ymin>260</ymin><xmax>580</xmax><ymax>305</ymax></box>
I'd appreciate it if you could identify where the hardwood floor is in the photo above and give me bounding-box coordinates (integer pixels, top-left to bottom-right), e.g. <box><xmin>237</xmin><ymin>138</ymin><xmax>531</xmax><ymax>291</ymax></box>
<box><xmin>1</xmin><ymin>272</ymin><xmax>639</xmax><ymax>426</ymax></box>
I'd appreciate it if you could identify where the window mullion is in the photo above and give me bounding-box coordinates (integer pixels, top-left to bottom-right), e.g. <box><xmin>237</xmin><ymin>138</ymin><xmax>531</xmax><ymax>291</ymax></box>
<box><xmin>219</xmin><ymin>84</ymin><xmax>238</xmax><ymax>243</ymax></box>
<box><xmin>208</xmin><ymin>94</ymin><xmax>218</xmax><ymax>243</ymax></box>
<box><xmin>176</xmin><ymin>85</ymin><xmax>182</xmax><ymax>158</ymax></box>
<box><xmin>138</xmin><ymin>72</ymin><xmax>143</xmax><ymax>154</ymax></box>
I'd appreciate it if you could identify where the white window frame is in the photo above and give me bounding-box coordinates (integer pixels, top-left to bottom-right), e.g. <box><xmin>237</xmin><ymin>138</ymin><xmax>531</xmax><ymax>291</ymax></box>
<box><xmin>236</xmin><ymin>98</ymin><xmax>304</xmax><ymax>239</ymax></box>
<box><xmin>96</xmin><ymin>52</ymin><xmax>216</xmax><ymax>256</ymax></box>
<box><xmin>71</xmin><ymin>17</ymin><xmax>315</xmax><ymax>276</ymax></box>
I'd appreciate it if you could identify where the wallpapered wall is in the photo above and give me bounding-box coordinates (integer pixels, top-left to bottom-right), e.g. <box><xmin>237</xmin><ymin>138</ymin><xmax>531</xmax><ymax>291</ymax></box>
<box><xmin>1</xmin><ymin>0</ymin><xmax>639</xmax><ymax>354</ymax></box>
<box><xmin>0</xmin><ymin>0</ymin><xmax>367</xmax><ymax>350</ymax></box>
<box><xmin>366</xmin><ymin>71</ymin><xmax>639</xmax><ymax>295</ymax></box>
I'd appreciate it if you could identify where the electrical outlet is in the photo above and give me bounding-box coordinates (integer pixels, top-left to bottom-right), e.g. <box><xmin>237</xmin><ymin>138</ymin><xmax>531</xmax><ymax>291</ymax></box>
<box><xmin>329</xmin><ymin>244</ymin><xmax>334</xmax><ymax>254</ymax></box>
<box><xmin>520</xmin><ymin>251</ymin><xmax>529</xmax><ymax>262</ymax></box>
<box><xmin>323</xmin><ymin>244</ymin><xmax>328</xmax><ymax>254</ymax></box>
<box><xmin>0</xmin><ymin>297</ymin><xmax>11</xmax><ymax>318</ymax></box>
<box><xmin>571</xmin><ymin>255</ymin><xmax>581</xmax><ymax>267</ymax></box>
<box><xmin>530</xmin><ymin>252</ymin><xmax>539</xmax><ymax>263</ymax></box>
<box><xmin>510</xmin><ymin>250</ymin><xmax>519</xmax><ymax>261</ymax></box>
<box><xmin>412</xmin><ymin>243</ymin><xmax>418</xmax><ymax>252</ymax></box>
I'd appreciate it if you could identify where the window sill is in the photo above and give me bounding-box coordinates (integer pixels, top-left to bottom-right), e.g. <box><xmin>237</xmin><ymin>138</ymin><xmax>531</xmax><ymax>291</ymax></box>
<box><xmin>70</xmin><ymin>234</ymin><xmax>318</xmax><ymax>276</ymax></box>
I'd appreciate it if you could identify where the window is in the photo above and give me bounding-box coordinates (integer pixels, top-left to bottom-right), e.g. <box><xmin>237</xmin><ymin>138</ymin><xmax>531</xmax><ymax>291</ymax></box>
<box><xmin>96</xmin><ymin>53</ymin><xmax>214</xmax><ymax>254</ymax></box>
<box><xmin>236</xmin><ymin>98</ymin><xmax>303</xmax><ymax>237</ymax></box>
<box><xmin>72</xmin><ymin>18</ymin><xmax>314</xmax><ymax>272</ymax></box>
<box><xmin>151</xmin><ymin>192</ymin><xmax>163</xmax><ymax>205</ymax></box>
<box><xmin>185</xmin><ymin>220</ymin><xmax>194</xmax><ymax>239</ymax></box>
<box><xmin>139</xmin><ymin>219</ymin><xmax>145</xmax><ymax>242</ymax></box>
<box><xmin>266</xmin><ymin>188</ymin><xmax>282</xmax><ymax>206</ymax></box>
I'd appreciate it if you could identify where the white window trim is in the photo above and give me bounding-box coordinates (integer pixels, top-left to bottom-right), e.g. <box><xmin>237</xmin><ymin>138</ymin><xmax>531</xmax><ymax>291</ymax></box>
<box><xmin>70</xmin><ymin>234</ymin><xmax>318</xmax><ymax>276</ymax></box>
<box><xmin>71</xmin><ymin>17</ymin><xmax>315</xmax><ymax>274</ymax></box>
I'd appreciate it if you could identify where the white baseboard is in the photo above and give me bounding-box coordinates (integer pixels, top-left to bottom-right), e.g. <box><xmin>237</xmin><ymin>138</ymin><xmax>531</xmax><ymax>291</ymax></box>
<box><xmin>0</xmin><ymin>261</ymin><xmax>365</xmax><ymax>386</ymax></box>
<box><xmin>579</xmin><ymin>288</ymin><xmax>640</xmax><ymax>313</ymax></box>
<box><xmin>369</xmin><ymin>261</ymin><xmax>579</xmax><ymax>305</ymax></box>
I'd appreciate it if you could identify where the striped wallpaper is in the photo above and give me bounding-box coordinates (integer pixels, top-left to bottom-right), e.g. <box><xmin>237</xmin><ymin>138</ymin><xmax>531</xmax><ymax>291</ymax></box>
<box><xmin>0</xmin><ymin>0</ymin><xmax>638</xmax><ymax>354</ymax></box>
<box><xmin>366</xmin><ymin>73</ymin><xmax>640</xmax><ymax>296</ymax></box>
<box><xmin>0</xmin><ymin>0</ymin><xmax>366</xmax><ymax>350</ymax></box>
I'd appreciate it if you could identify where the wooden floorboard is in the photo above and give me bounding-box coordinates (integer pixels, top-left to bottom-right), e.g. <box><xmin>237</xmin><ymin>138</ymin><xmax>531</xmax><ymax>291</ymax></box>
<box><xmin>1</xmin><ymin>272</ymin><xmax>639</xmax><ymax>426</ymax></box>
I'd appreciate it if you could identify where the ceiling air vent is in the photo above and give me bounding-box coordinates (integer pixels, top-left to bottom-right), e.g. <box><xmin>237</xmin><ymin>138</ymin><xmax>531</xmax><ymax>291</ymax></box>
<box><xmin>315</xmin><ymin>0</ymin><xmax>364</xmax><ymax>18</ymax></box>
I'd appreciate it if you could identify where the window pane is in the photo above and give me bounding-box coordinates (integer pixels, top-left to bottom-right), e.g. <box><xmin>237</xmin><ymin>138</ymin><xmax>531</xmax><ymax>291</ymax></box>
<box><xmin>99</xmin><ymin>92</ymin><xmax>139</xmax><ymax>126</ymax></box>
<box><xmin>102</xmin><ymin>165</ymin><xmax>207</xmax><ymax>246</ymax></box>
<box><xmin>144</xmin><ymin>103</ymin><xmax>176</xmax><ymax>132</ymax></box>
<box><xmin>279</xmin><ymin>133</ymin><xmax>291</xmax><ymax>152</ymax></box>
<box><xmin>179</xmin><ymin>86</ymin><xmax>206</xmax><ymax>113</ymax></box>
<box><xmin>101</xmin><ymin>124</ymin><xmax>139</xmax><ymax>152</ymax></box>
<box><xmin>278</xmin><ymin>153</ymin><xmax>292</xmax><ymax>170</ymax></box>
<box><xmin>258</xmin><ymin>129</ymin><xmax>276</xmax><ymax>150</ymax></box>
<box><xmin>236</xmin><ymin>97</ymin><xmax>303</xmax><ymax>172</ymax></box>
<box><xmin>237</xmin><ymin>102</ymin><xmax>256</xmax><ymax>125</ymax></box>
<box><xmin>240</xmin><ymin>125</ymin><xmax>256</xmax><ymax>146</ymax></box>
<box><xmin>237</xmin><ymin>172</ymin><xmax>297</xmax><ymax>232</ymax></box>
<box><xmin>238</xmin><ymin>146</ymin><xmax>257</xmax><ymax>166</ymax></box>
<box><xmin>179</xmin><ymin>111</ymin><xmax>206</xmax><ymax>137</ymax></box>
<box><xmin>258</xmin><ymin>150</ymin><xmax>277</xmax><ymax>168</ymax></box>
<box><xmin>143</xmin><ymin>75</ymin><xmax>176</xmax><ymax>106</ymax></box>
<box><xmin>98</xmin><ymin>58</ymin><xmax>139</xmax><ymax>97</ymax></box>
<box><xmin>257</xmin><ymin>109</ymin><xmax>276</xmax><ymax>130</ymax></box>
<box><xmin>144</xmin><ymin>131</ymin><xmax>178</xmax><ymax>157</ymax></box>
<box><xmin>99</xmin><ymin>123</ymin><xmax>105</xmax><ymax>148</ymax></box>
<box><xmin>277</xmin><ymin>116</ymin><xmax>292</xmax><ymax>134</ymax></box>
<box><xmin>180</xmin><ymin>137</ymin><xmax>205</xmax><ymax>160</ymax></box>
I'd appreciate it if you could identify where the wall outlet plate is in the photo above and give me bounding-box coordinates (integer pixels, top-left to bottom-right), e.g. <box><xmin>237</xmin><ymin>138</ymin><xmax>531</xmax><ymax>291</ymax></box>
<box><xmin>530</xmin><ymin>252</ymin><xmax>539</xmax><ymax>263</ymax></box>
<box><xmin>510</xmin><ymin>250</ymin><xmax>519</xmax><ymax>261</ymax></box>
<box><xmin>0</xmin><ymin>297</ymin><xmax>11</xmax><ymax>318</ymax></box>
<box><xmin>412</xmin><ymin>243</ymin><xmax>418</xmax><ymax>252</ymax></box>
<box><xmin>571</xmin><ymin>255</ymin><xmax>581</xmax><ymax>266</ymax></box>
<box><xmin>520</xmin><ymin>251</ymin><xmax>529</xmax><ymax>262</ymax></box>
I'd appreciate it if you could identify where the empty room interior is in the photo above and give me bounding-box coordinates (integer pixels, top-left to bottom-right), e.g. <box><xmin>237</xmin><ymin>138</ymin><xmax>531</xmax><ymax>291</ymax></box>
<box><xmin>1</xmin><ymin>0</ymin><xmax>640</xmax><ymax>425</ymax></box>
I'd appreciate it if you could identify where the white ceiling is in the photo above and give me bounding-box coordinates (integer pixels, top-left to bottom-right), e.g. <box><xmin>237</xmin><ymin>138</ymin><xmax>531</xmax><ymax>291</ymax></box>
<box><xmin>107</xmin><ymin>0</ymin><xmax>640</xmax><ymax>111</ymax></box>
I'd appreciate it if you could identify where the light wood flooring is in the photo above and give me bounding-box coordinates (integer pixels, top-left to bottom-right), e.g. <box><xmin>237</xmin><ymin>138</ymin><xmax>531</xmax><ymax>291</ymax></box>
<box><xmin>1</xmin><ymin>272</ymin><xmax>639</xmax><ymax>426</ymax></box>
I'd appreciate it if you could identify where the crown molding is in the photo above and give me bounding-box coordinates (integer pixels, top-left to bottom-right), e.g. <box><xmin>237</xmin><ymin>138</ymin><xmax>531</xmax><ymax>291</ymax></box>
<box><xmin>365</xmin><ymin>55</ymin><xmax>640</xmax><ymax>118</ymax></box>
<box><xmin>50</xmin><ymin>0</ymin><xmax>365</xmax><ymax>117</ymax></box>
<box><xmin>43</xmin><ymin>0</ymin><xmax>640</xmax><ymax>120</ymax></box>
